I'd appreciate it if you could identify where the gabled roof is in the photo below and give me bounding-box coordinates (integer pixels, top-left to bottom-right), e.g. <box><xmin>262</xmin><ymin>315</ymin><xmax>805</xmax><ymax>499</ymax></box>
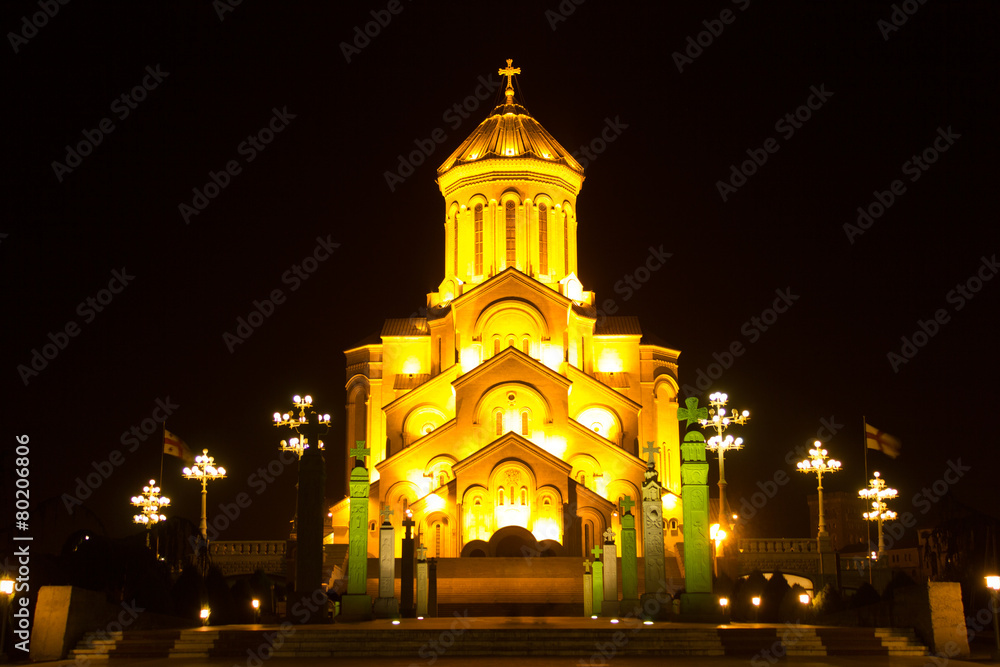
<box><xmin>382</xmin><ymin>318</ymin><xmax>429</xmax><ymax>337</ymax></box>
<box><xmin>453</xmin><ymin>345</ymin><xmax>570</xmax><ymax>392</ymax></box>
<box><xmin>452</xmin><ymin>266</ymin><xmax>572</xmax><ymax>311</ymax></box>
<box><xmin>451</xmin><ymin>431</ymin><xmax>573</xmax><ymax>478</ymax></box>
<box><xmin>595</xmin><ymin>316</ymin><xmax>642</xmax><ymax>336</ymax></box>
<box><xmin>383</xmin><ymin>364</ymin><xmax>462</xmax><ymax>415</ymax></box>
<box><xmin>565</xmin><ymin>364</ymin><xmax>642</xmax><ymax>413</ymax></box>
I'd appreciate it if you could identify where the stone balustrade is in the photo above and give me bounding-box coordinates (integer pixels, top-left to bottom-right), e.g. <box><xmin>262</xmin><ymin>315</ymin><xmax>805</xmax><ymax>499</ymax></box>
<box><xmin>739</xmin><ymin>538</ymin><xmax>818</xmax><ymax>554</ymax></box>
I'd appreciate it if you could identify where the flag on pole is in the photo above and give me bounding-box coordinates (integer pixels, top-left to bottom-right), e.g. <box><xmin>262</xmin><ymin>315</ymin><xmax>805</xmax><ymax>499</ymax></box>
<box><xmin>865</xmin><ymin>422</ymin><xmax>901</xmax><ymax>458</ymax></box>
<box><xmin>164</xmin><ymin>428</ymin><xmax>194</xmax><ymax>464</ymax></box>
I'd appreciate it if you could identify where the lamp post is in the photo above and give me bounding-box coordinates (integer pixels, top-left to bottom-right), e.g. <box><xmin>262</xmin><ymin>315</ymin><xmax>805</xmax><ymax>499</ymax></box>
<box><xmin>986</xmin><ymin>575</ymin><xmax>1000</xmax><ymax>660</ymax></box>
<box><xmin>796</xmin><ymin>442</ymin><xmax>842</xmax><ymax>538</ymax></box>
<box><xmin>131</xmin><ymin>479</ymin><xmax>170</xmax><ymax>553</ymax></box>
<box><xmin>273</xmin><ymin>393</ymin><xmax>331</xmax><ymax>610</ymax></box>
<box><xmin>182</xmin><ymin>449</ymin><xmax>227</xmax><ymax>553</ymax></box>
<box><xmin>859</xmin><ymin>471</ymin><xmax>897</xmax><ymax>559</ymax></box>
<box><xmin>699</xmin><ymin>392</ymin><xmax>750</xmax><ymax>545</ymax></box>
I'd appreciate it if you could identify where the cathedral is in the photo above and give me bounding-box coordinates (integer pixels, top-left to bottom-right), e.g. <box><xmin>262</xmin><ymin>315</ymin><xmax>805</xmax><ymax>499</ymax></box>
<box><xmin>329</xmin><ymin>62</ymin><xmax>684</xmax><ymax>563</ymax></box>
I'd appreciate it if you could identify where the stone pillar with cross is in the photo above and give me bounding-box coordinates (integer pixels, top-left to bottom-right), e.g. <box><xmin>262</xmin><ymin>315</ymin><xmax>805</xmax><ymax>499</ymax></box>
<box><xmin>498</xmin><ymin>58</ymin><xmax>521</xmax><ymax>104</ymax></box>
<box><xmin>619</xmin><ymin>495</ymin><xmax>641</xmax><ymax>617</ymax></box>
<box><xmin>373</xmin><ymin>506</ymin><xmax>399</xmax><ymax>618</ymax></box>
<box><xmin>600</xmin><ymin>527</ymin><xmax>619</xmax><ymax>617</ymax></box>
<box><xmin>294</xmin><ymin>411</ymin><xmax>327</xmax><ymax>622</ymax></box>
<box><xmin>582</xmin><ymin>560</ymin><xmax>593</xmax><ymax>617</ymax></box>
<box><xmin>416</xmin><ymin>544</ymin><xmax>429</xmax><ymax>617</ymax></box>
<box><xmin>590</xmin><ymin>544</ymin><xmax>604</xmax><ymax>614</ymax></box>
<box><xmin>339</xmin><ymin>441</ymin><xmax>373</xmax><ymax>620</ymax></box>
<box><xmin>641</xmin><ymin>441</ymin><xmax>669</xmax><ymax>611</ymax></box>
<box><xmin>680</xmin><ymin>429</ymin><xmax>714</xmax><ymax>615</ymax></box>
<box><xmin>400</xmin><ymin>512</ymin><xmax>415</xmax><ymax>617</ymax></box>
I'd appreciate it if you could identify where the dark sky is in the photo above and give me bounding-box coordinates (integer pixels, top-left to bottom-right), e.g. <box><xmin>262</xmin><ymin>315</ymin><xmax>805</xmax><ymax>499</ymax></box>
<box><xmin>3</xmin><ymin>1</ymin><xmax>998</xmax><ymax>554</ymax></box>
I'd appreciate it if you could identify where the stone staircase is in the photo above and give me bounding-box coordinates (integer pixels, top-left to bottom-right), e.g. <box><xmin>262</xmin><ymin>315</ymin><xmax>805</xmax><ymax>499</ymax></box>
<box><xmin>69</xmin><ymin>621</ymin><xmax>927</xmax><ymax>660</ymax></box>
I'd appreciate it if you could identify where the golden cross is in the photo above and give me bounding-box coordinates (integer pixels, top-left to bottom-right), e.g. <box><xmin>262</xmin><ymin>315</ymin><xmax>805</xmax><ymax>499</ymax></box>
<box><xmin>499</xmin><ymin>58</ymin><xmax>521</xmax><ymax>100</ymax></box>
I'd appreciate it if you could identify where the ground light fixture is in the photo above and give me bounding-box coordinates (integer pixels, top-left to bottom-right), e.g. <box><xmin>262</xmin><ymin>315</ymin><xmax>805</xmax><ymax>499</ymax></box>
<box><xmin>799</xmin><ymin>593</ymin><xmax>811</xmax><ymax>605</ymax></box>
<box><xmin>986</xmin><ymin>576</ymin><xmax>1000</xmax><ymax>659</ymax></box>
<box><xmin>200</xmin><ymin>608</ymin><xmax>210</xmax><ymax>626</ymax></box>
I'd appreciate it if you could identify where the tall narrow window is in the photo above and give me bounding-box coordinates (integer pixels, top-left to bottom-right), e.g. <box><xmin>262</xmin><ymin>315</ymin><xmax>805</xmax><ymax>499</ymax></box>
<box><xmin>521</xmin><ymin>338</ymin><xmax>530</xmax><ymax>355</ymax></box>
<box><xmin>520</xmin><ymin>488</ymin><xmax>527</xmax><ymax>505</ymax></box>
<box><xmin>505</xmin><ymin>201</ymin><xmax>516</xmax><ymax>265</ymax></box>
<box><xmin>474</xmin><ymin>204</ymin><xmax>483</xmax><ymax>275</ymax></box>
<box><xmin>538</xmin><ymin>203</ymin><xmax>548</xmax><ymax>275</ymax></box>
<box><xmin>493</xmin><ymin>337</ymin><xmax>500</xmax><ymax>356</ymax></box>
<box><xmin>453</xmin><ymin>212</ymin><xmax>459</xmax><ymax>276</ymax></box>
<box><xmin>498</xmin><ymin>488</ymin><xmax>505</xmax><ymax>505</ymax></box>
<box><xmin>435</xmin><ymin>523</ymin><xmax>442</xmax><ymax>556</ymax></box>
<box><xmin>521</xmin><ymin>411</ymin><xmax>529</xmax><ymax>436</ymax></box>
<box><xmin>495</xmin><ymin>411</ymin><xmax>503</xmax><ymax>436</ymax></box>
<box><xmin>563</xmin><ymin>213</ymin><xmax>569</xmax><ymax>274</ymax></box>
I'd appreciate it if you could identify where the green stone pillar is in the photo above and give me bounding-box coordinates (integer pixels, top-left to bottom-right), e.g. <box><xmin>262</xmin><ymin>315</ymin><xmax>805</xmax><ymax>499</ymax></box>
<box><xmin>619</xmin><ymin>496</ymin><xmax>640</xmax><ymax>617</ymax></box>
<box><xmin>339</xmin><ymin>442</ymin><xmax>373</xmax><ymax>620</ymax></box>
<box><xmin>590</xmin><ymin>545</ymin><xmax>604</xmax><ymax>614</ymax></box>
<box><xmin>680</xmin><ymin>430</ymin><xmax>714</xmax><ymax>615</ymax></box>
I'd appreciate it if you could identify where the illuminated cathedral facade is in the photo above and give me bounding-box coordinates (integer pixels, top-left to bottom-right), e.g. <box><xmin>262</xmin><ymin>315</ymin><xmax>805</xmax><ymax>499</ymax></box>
<box><xmin>330</xmin><ymin>62</ymin><xmax>684</xmax><ymax>561</ymax></box>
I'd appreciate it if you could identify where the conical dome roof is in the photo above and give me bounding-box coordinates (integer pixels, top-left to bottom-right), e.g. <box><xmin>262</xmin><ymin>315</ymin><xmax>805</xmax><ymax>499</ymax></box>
<box><xmin>437</xmin><ymin>60</ymin><xmax>584</xmax><ymax>185</ymax></box>
<box><xmin>436</xmin><ymin>98</ymin><xmax>584</xmax><ymax>176</ymax></box>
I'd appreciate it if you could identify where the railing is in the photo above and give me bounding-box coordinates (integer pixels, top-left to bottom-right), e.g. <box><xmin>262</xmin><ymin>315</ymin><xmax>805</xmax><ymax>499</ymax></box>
<box><xmin>739</xmin><ymin>538</ymin><xmax>818</xmax><ymax>554</ymax></box>
<box><xmin>210</xmin><ymin>540</ymin><xmax>287</xmax><ymax>557</ymax></box>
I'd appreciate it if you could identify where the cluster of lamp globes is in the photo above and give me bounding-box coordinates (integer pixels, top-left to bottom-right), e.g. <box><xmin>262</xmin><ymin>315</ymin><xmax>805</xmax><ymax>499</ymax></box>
<box><xmin>699</xmin><ymin>392</ymin><xmax>751</xmax><ymax>429</ymax></box>
<box><xmin>182</xmin><ymin>451</ymin><xmax>227</xmax><ymax>479</ymax></box>
<box><xmin>273</xmin><ymin>394</ymin><xmax>331</xmax><ymax>457</ymax></box>
<box><xmin>131</xmin><ymin>480</ymin><xmax>170</xmax><ymax>525</ymax></box>
<box><xmin>796</xmin><ymin>443</ymin><xmax>842</xmax><ymax>473</ymax></box>
<box><xmin>859</xmin><ymin>471</ymin><xmax>898</xmax><ymax>521</ymax></box>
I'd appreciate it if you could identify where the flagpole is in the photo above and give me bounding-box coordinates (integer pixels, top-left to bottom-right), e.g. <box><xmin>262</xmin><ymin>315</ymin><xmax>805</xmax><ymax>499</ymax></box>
<box><xmin>159</xmin><ymin>422</ymin><xmax>165</xmax><ymax>488</ymax></box>
<box><xmin>863</xmin><ymin>415</ymin><xmax>872</xmax><ymax>585</ymax></box>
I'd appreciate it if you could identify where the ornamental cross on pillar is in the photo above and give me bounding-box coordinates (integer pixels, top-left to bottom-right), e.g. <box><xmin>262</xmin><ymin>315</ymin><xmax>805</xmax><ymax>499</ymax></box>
<box><xmin>591</xmin><ymin>544</ymin><xmax>603</xmax><ymax>560</ymax></box>
<box><xmin>499</xmin><ymin>58</ymin><xmax>520</xmax><ymax>103</ymax></box>
<box><xmin>417</xmin><ymin>544</ymin><xmax>428</xmax><ymax>561</ymax></box>
<box><xmin>603</xmin><ymin>527</ymin><xmax>616</xmax><ymax>544</ymax></box>
<box><xmin>350</xmin><ymin>441</ymin><xmax>370</xmax><ymax>467</ymax></box>
<box><xmin>643</xmin><ymin>442</ymin><xmax>660</xmax><ymax>465</ymax></box>
<box><xmin>380</xmin><ymin>506</ymin><xmax>394</xmax><ymax>523</ymax></box>
<box><xmin>619</xmin><ymin>495</ymin><xmax>635</xmax><ymax>515</ymax></box>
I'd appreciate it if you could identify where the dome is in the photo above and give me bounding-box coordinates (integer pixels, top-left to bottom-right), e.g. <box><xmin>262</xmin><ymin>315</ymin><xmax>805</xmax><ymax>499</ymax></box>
<box><xmin>436</xmin><ymin>99</ymin><xmax>584</xmax><ymax>176</ymax></box>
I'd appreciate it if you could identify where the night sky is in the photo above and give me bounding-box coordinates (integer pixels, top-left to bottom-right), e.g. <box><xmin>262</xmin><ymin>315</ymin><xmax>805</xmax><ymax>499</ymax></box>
<box><xmin>3</xmin><ymin>1</ymin><xmax>998</xmax><ymax>555</ymax></box>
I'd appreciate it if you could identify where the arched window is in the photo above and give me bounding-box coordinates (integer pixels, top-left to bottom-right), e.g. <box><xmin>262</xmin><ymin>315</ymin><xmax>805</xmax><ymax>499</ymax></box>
<box><xmin>498</xmin><ymin>488</ymin><xmax>505</xmax><ymax>505</ymax></box>
<box><xmin>538</xmin><ymin>203</ymin><xmax>548</xmax><ymax>275</ymax></box>
<box><xmin>453</xmin><ymin>211</ymin><xmax>459</xmax><ymax>275</ymax></box>
<box><xmin>493</xmin><ymin>337</ymin><xmax>500</xmax><ymax>356</ymax></box>
<box><xmin>520</xmin><ymin>488</ymin><xmax>527</xmax><ymax>505</ymax></box>
<box><xmin>434</xmin><ymin>523</ymin><xmax>443</xmax><ymax>556</ymax></box>
<box><xmin>402</xmin><ymin>497</ymin><xmax>409</xmax><ymax>513</ymax></box>
<box><xmin>507</xmin><ymin>335</ymin><xmax>515</xmax><ymax>348</ymax></box>
<box><xmin>438</xmin><ymin>471</ymin><xmax>447</xmax><ymax>488</ymax></box>
<box><xmin>521</xmin><ymin>337</ymin><xmax>530</xmax><ymax>355</ymax></box>
<box><xmin>495</xmin><ymin>411</ymin><xmax>503</xmax><ymax>436</ymax></box>
<box><xmin>521</xmin><ymin>411</ymin><xmax>529</xmax><ymax>436</ymax></box>
<box><xmin>474</xmin><ymin>204</ymin><xmax>483</xmax><ymax>275</ymax></box>
<box><xmin>474</xmin><ymin>497</ymin><xmax>481</xmax><ymax>506</ymax></box>
<box><xmin>543</xmin><ymin>496</ymin><xmax>551</xmax><ymax>506</ymax></box>
<box><xmin>563</xmin><ymin>212</ymin><xmax>569</xmax><ymax>274</ymax></box>
<box><xmin>505</xmin><ymin>201</ymin><xmax>516</xmax><ymax>265</ymax></box>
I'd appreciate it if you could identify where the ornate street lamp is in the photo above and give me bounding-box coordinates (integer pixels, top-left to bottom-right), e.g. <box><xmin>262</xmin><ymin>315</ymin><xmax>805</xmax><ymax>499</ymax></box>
<box><xmin>859</xmin><ymin>471</ymin><xmax>897</xmax><ymax>558</ymax></box>
<box><xmin>183</xmin><ymin>449</ymin><xmax>227</xmax><ymax>545</ymax></box>
<box><xmin>699</xmin><ymin>392</ymin><xmax>750</xmax><ymax>535</ymax></box>
<box><xmin>796</xmin><ymin>442</ymin><xmax>842</xmax><ymax>538</ymax></box>
<box><xmin>273</xmin><ymin>394</ymin><xmax>330</xmax><ymax>458</ymax></box>
<box><xmin>131</xmin><ymin>479</ymin><xmax>170</xmax><ymax>552</ymax></box>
